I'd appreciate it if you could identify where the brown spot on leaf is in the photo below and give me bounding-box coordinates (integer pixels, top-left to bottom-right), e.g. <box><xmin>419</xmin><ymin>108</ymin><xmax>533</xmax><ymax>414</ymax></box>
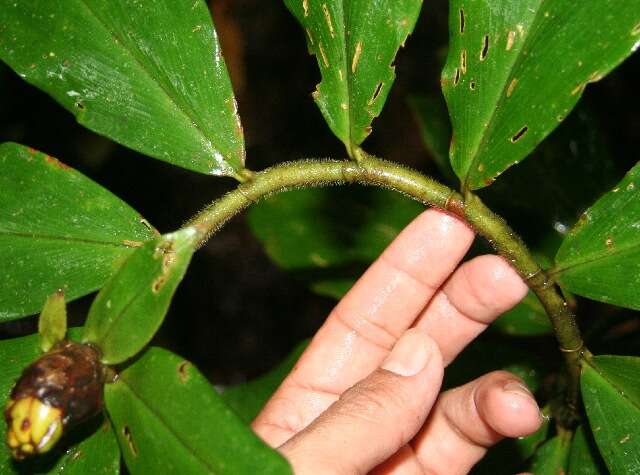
<box><xmin>480</xmin><ymin>35</ymin><xmax>489</xmax><ymax>60</ymax></box>
<box><xmin>352</xmin><ymin>41</ymin><xmax>362</xmax><ymax>73</ymax></box>
<box><xmin>459</xmin><ymin>8</ymin><xmax>465</xmax><ymax>34</ymax></box>
<box><xmin>177</xmin><ymin>361</ymin><xmax>191</xmax><ymax>383</ymax></box>
<box><xmin>152</xmin><ymin>275</ymin><xmax>167</xmax><ymax>293</ymax></box>
<box><xmin>139</xmin><ymin>218</ymin><xmax>157</xmax><ymax>235</ymax></box>
<box><xmin>454</xmin><ymin>68</ymin><xmax>460</xmax><ymax>86</ymax></box>
<box><xmin>510</xmin><ymin>126</ymin><xmax>528</xmax><ymax>143</ymax></box>
<box><xmin>370</xmin><ymin>82</ymin><xmax>384</xmax><ymax>104</ymax></box>
<box><xmin>322</xmin><ymin>4</ymin><xmax>334</xmax><ymax>38</ymax></box>
<box><xmin>571</xmin><ymin>83</ymin><xmax>585</xmax><ymax>96</ymax></box>
<box><xmin>506</xmin><ymin>31</ymin><xmax>516</xmax><ymax>51</ymax></box>
<box><xmin>44</xmin><ymin>154</ymin><xmax>72</xmax><ymax>171</ymax></box>
<box><xmin>605</xmin><ymin>237</ymin><xmax>614</xmax><ymax>248</ymax></box>
<box><xmin>506</xmin><ymin>78</ymin><xmax>518</xmax><ymax>97</ymax></box>
<box><xmin>318</xmin><ymin>42</ymin><xmax>329</xmax><ymax>68</ymax></box>
<box><xmin>123</xmin><ymin>426</ymin><xmax>138</xmax><ymax>457</ymax></box>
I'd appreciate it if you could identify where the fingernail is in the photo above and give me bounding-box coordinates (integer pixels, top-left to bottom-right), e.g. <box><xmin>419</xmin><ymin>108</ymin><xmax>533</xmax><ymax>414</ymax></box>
<box><xmin>503</xmin><ymin>381</ymin><xmax>534</xmax><ymax>399</ymax></box>
<box><xmin>381</xmin><ymin>330</ymin><xmax>432</xmax><ymax>377</ymax></box>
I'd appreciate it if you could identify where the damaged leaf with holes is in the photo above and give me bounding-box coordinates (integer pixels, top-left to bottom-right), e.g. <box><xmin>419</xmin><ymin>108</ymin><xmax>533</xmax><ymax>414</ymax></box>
<box><xmin>0</xmin><ymin>0</ymin><xmax>245</xmax><ymax>177</ymax></box>
<box><xmin>105</xmin><ymin>347</ymin><xmax>292</xmax><ymax>475</ymax></box>
<box><xmin>442</xmin><ymin>0</ymin><xmax>640</xmax><ymax>189</ymax></box>
<box><xmin>82</xmin><ymin>227</ymin><xmax>200</xmax><ymax>364</ymax></box>
<box><xmin>554</xmin><ymin>162</ymin><xmax>640</xmax><ymax>310</ymax></box>
<box><xmin>0</xmin><ymin>143</ymin><xmax>158</xmax><ymax>321</ymax></box>
<box><xmin>283</xmin><ymin>0</ymin><xmax>423</xmax><ymax>156</ymax></box>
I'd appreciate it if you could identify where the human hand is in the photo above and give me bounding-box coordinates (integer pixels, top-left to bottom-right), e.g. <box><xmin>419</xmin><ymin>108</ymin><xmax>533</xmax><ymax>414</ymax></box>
<box><xmin>252</xmin><ymin>209</ymin><xmax>543</xmax><ymax>474</ymax></box>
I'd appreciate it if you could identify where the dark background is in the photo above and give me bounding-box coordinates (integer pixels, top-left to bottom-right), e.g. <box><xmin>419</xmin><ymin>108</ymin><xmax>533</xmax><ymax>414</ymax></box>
<box><xmin>1</xmin><ymin>0</ymin><xmax>638</xmax><ymax>386</ymax></box>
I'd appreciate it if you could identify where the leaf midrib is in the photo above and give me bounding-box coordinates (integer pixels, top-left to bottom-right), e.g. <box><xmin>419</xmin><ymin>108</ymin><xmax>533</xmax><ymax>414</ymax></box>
<box><xmin>461</xmin><ymin>0</ymin><xmax>547</xmax><ymax>189</ymax></box>
<box><xmin>116</xmin><ymin>375</ymin><xmax>218</xmax><ymax>473</ymax></box>
<box><xmin>0</xmin><ymin>229</ymin><xmax>134</xmax><ymax>248</ymax></box>
<box><xmin>76</xmin><ymin>0</ymin><xmax>222</xmax><ymax>167</ymax></box>
<box><xmin>91</xmin><ymin>278</ymin><xmax>149</xmax><ymax>357</ymax></box>
<box><xmin>552</xmin><ymin>240</ymin><xmax>640</xmax><ymax>276</ymax></box>
<box><xmin>343</xmin><ymin>1</ymin><xmax>354</xmax><ymax>150</ymax></box>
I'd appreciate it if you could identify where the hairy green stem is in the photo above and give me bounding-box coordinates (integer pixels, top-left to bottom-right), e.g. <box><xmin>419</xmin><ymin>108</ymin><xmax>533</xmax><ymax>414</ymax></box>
<box><xmin>186</xmin><ymin>154</ymin><xmax>584</xmax><ymax>420</ymax></box>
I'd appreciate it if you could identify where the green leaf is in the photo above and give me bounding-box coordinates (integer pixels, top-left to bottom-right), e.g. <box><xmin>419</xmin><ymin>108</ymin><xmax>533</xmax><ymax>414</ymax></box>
<box><xmin>581</xmin><ymin>355</ymin><xmax>640</xmax><ymax>474</ymax></box>
<box><xmin>0</xmin><ymin>0</ymin><xmax>244</xmax><ymax>177</ymax></box>
<box><xmin>38</xmin><ymin>290</ymin><xmax>68</xmax><ymax>352</ymax></box>
<box><xmin>441</xmin><ymin>0</ymin><xmax>640</xmax><ymax>190</ymax></box>
<box><xmin>0</xmin><ymin>143</ymin><xmax>157</xmax><ymax>321</ymax></box>
<box><xmin>105</xmin><ymin>347</ymin><xmax>291</xmax><ymax>475</ymax></box>
<box><xmin>249</xmin><ymin>187</ymin><xmax>422</xmax><ymax>269</ymax></box>
<box><xmin>249</xmin><ymin>187</ymin><xmax>423</xmax><ymax>301</ymax></box>
<box><xmin>83</xmin><ymin>227</ymin><xmax>198</xmax><ymax>365</ymax></box>
<box><xmin>222</xmin><ymin>340</ymin><xmax>308</xmax><ymax>423</ymax></box>
<box><xmin>568</xmin><ymin>425</ymin><xmax>607</xmax><ymax>475</ymax></box>
<box><xmin>283</xmin><ymin>0</ymin><xmax>422</xmax><ymax>154</ymax></box>
<box><xmin>493</xmin><ymin>290</ymin><xmax>552</xmax><ymax>336</ymax></box>
<box><xmin>554</xmin><ymin>162</ymin><xmax>640</xmax><ymax>309</ymax></box>
<box><xmin>479</xmin><ymin>103</ymin><xmax>619</xmax><ymax>242</ymax></box>
<box><xmin>529</xmin><ymin>434</ymin><xmax>572</xmax><ymax>475</ymax></box>
<box><xmin>1</xmin><ymin>329</ymin><xmax>120</xmax><ymax>475</ymax></box>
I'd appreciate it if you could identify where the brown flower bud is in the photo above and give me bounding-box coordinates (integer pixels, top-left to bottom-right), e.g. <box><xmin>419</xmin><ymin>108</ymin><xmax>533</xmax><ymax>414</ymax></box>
<box><xmin>4</xmin><ymin>340</ymin><xmax>105</xmax><ymax>459</ymax></box>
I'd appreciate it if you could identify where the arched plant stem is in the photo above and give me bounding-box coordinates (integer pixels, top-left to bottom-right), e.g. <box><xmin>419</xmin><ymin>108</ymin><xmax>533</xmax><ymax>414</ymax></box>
<box><xmin>185</xmin><ymin>153</ymin><xmax>585</xmax><ymax>422</ymax></box>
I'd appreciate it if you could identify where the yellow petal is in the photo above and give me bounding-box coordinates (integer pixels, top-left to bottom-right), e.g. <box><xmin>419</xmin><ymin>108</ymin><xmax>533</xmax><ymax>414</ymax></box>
<box><xmin>9</xmin><ymin>398</ymin><xmax>33</xmax><ymax>444</ymax></box>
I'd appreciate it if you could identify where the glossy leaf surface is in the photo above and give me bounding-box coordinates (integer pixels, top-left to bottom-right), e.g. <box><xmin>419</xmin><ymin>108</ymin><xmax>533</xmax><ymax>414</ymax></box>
<box><xmin>568</xmin><ymin>425</ymin><xmax>607</xmax><ymax>475</ymax></box>
<box><xmin>581</xmin><ymin>355</ymin><xmax>640</xmax><ymax>474</ymax></box>
<box><xmin>249</xmin><ymin>187</ymin><xmax>422</xmax><ymax>269</ymax></box>
<box><xmin>283</xmin><ymin>0</ymin><xmax>422</xmax><ymax>154</ymax></box>
<box><xmin>529</xmin><ymin>434</ymin><xmax>571</xmax><ymax>475</ymax></box>
<box><xmin>554</xmin><ymin>162</ymin><xmax>640</xmax><ymax>309</ymax></box>
<box><xmin>249</xmin><ymin>187</ymin><xmax>422</xmax><ymax>300</ymax></box>
<box><xmin>442</xmin><ymin>0</ymin><xmax>640</xmax><ymax>189</ymax></box>
<box><xmin>0</xmin><ymin>0</ymin><xmax>244</xmax><ymax>176</ymax></box>
<box><xmin>105</xmin><ymin>347</ymin><xmax>291</xmax><ymax>475</ymax></box>
<box><xmin>479</xmin><ymin>103</ymin><xmax>619</xmax><ymax>242</ymax></box>
<box><xmin>0</xmin><ymin>143</ymin><xmax>157</xmax><ymax>321</ymax></box>
<box><xmin>0</xmin><ymin>329</ymin><xmax>120</xmax><ymax>475</ymax></box>
<box><xmin>222</xmin><ymin>340</ymin><xmax>308</xmax><ymax>423</ymax></box>
<box><xmin>83</xmin><ymin>227</ymin><xmax>199</xmax><ymax>364</ymax></box>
